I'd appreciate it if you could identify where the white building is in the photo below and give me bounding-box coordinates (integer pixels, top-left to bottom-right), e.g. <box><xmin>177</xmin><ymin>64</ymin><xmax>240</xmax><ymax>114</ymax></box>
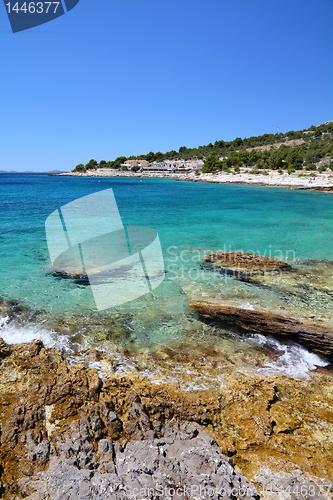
<box><xmin>159</xmin><ymin>159</ymin><xmax>204</xmax><ymax>170</ymax></box>
<box><xmin>121</xmin><ymin>159</ymin><xmax>150</xmax><ymax>168</ymax></box>
<box><xmin>142</xmin><ymin>163</ymin><xmax>175</xmax><ymax>173</ymax></box>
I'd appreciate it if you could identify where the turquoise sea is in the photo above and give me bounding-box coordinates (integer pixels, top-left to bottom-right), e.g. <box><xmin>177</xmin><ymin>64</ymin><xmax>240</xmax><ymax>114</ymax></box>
<box><xmin>0</xmin><ymin>174</ymin><xmax>332</xmax><ymax>384</ymax></box>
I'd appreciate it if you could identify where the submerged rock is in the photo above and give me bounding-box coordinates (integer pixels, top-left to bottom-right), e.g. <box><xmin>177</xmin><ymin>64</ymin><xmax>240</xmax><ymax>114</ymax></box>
<box><xmin>201</xmin><ymin>254</ymin><xmax>333</xmax><ymax>330</ymax></box>
<box><xmin>202</xmin><ymin>252</ymin><xmax>292</xmax><ymax>280</ymax></box>
<box><xmin>191</xmin><ymin>301</ymin><xmax>333</xmax><ymax>360</ymax></box>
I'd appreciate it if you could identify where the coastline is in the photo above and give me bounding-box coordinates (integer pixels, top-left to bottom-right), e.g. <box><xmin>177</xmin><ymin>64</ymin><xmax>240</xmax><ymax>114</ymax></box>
<box><xmin>57</xmin><ymin>168</ymin><xmax>333</xmax><ymax>192</ymax></box>
<box><xmin>1</xmin><ymin>176</ymin><xmax>333</xmax><ymax>497</ymax></box>
<box><xmin>1</xmin><ymin>336</ymin><xmax>333</xmax><ymax>498</ymax></box>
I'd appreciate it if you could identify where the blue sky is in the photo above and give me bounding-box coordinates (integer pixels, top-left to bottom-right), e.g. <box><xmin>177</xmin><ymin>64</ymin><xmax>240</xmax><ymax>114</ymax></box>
<box><xmin>1</xmin><ymin>0</ymin><xmax>332</xmax><ymax>172</ymax></box>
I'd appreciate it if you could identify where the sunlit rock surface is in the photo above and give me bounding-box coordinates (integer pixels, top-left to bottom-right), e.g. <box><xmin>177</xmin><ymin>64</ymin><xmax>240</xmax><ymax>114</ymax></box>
<box><xmin>202</xmin><ymin>251</ymin><xmax>293</xmax><ymax>279</ymax></box>
<box><xmin>0</xmin><ymin>339</ymin><xmax>333</xmax><ymax>499</ymax></box>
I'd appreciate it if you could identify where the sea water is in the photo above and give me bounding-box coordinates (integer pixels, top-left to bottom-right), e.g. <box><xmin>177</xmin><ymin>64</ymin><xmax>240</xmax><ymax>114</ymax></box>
<box><xmin>0</xmin><ymin>174</ymin><xmax>332</xmax><ymax>383</ymax></box>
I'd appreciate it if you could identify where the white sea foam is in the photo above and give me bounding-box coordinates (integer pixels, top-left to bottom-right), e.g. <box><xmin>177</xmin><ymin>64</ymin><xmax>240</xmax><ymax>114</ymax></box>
<box><xmin>1</xmin><ymin>314</ymin><xmax>329</xmax><ymax>382</ymax></box>
<box><xmin>0</xmin><ymin>315</ymin><xmax>71</xmax><ymax>352</ymax></box>
<box><xmin>251</xmin><ymin>334</ymin><xmax>329</xmax><ymax>378</ymax></box>
<box><xmin>239</xmin><ymin>302</ymin><xmax>255</xmax><ymax>310</ymax></box>
<box><xmin>0</xmin><ymin>316</ymin><xmax>9</xmax><ymax>328</ymax></box>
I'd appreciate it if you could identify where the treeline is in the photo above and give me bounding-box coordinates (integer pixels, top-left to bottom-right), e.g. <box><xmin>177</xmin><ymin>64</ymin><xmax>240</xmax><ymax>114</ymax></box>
<box><xmin>73</xmin><ymin>122</ymin><xmax>333</xmax><ymax>173</ymax></box>
<box><xmin>202</xmin><ymin>126</ymin><xmax>333</xmax><ymax>174</ymax></box>
<box><xmin>73</xmin><ymin>156</ymin><xmax>128</xmax><ymax>173</ymax></box>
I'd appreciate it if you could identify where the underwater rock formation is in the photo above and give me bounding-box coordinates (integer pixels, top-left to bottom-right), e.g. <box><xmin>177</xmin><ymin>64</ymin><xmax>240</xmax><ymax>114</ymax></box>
<box><xmin>191</xmin><ymin>301</ymin><xmax>333</xmax><ymax>360</ymax></box>
<box><xmin>202</xmin><ymin>252</ymin><xmax>292</xmax><ymax>281</ymax></box>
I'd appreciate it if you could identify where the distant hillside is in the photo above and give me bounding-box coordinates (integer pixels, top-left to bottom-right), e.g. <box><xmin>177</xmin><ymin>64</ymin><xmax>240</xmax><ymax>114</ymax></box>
<box><xmin>73</xmin><ymin>121</ymin><xmax>333</xmax><ymax>174</ymax></box>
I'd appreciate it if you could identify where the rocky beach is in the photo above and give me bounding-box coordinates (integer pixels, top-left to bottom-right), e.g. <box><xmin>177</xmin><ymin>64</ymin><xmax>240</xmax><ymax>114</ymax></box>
<box><xmin>1</xmin><ymin>253</ymin><xmax>333</xmax><ymax>498</ymax></box>
<box><xmin>57</xmin><ymin>168</ymin><xmax>333</xmax><ymax>192</ymax></box>
<box><xmin>2</xmin><ymin>0</ymin><xmax>333</xmax><ymax>495</ymax></box>
<box><xmin>1</xmin><ymin>174</ymin><xmax>332</xmax><ymax>499</ymax></box>
<box><xmin>1</xmin><ymin>336</ymin><xmax>333</xmax><ymax>499</ymax></box>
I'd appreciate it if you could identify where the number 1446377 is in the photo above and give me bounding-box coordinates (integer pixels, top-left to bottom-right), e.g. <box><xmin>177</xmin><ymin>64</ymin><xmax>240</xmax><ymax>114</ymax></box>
<box><xmin>5</xmin><ymin>2</ymin><xmax>60</xmax><ymax>14</ymax></box>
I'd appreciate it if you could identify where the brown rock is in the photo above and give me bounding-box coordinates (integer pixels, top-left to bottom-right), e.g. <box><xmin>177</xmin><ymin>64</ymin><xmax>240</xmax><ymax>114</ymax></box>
<box><xmin>0</xmin><ymin>338</ymin><xmax>11</xmax><ymax>359</ymax></box>
<box><xmin>191</xmin><ymin>301</ymin><xmax>333</xmax><ymax>360</ymax></box>
<box><xmin>202</xmin><ymin>251</ymin><xmax>292</xmax><ymax>280</ymax></box>
<box><xmin>1</xmin><ymin>341</ymin><xmax>333</xmax><ymax>498</ymax></box>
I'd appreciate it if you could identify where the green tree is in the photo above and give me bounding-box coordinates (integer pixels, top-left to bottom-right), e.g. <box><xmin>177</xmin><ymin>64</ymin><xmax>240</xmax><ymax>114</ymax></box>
<box><xmin>225</xmin><ymin>151</ymin><xmax>240</xmax><ymax>168</ymax></box>
<box><xmin>238</xmin><ymin>149</ymin><xmax>249</xmax><ymax>165</ymax></box>
<box><xmin>256</xmin><ymin>159</ymin><xmax>264</xmax><ymax>169</ymax></box>
<box><xmin>202</xmin><ymin>155</ymin><xmax>221</xmax><ymax>173</ymax></box>
<box><xmin>155</xmin><ymin>151</ymin><xmax>164</xmax><ymax>162</ymax></box>
<box><xmin>112</xmin><ymin>156</ymin><xmax>127</xmax><ymax>169</ymax></box>
<box><xmin>73</xmin><ymin>163</ymin><xmax>86</xmax><ymax>172</ymax></box>
<box><xmin>233</xmin><ymin>137</ymin><xmax>243</xmax><ymax>147</ymax></box>
<box><xmin>145</xmin><ymin>151</ymin><xmax>155</xmax><ymax>162</ymax></box>
<box><xmin>166</xmin><ymin>150</ymin><xmax>177</xmax><ymax>159</ymax></box>
<box><xmin>85</xmin><ymin>159</ymin><xmax>98</xmax><ymax>170</ymax></box>
<box><xmin>267</xmin><ymin>151</ymin><xmax>283</xmax><ymax>170</ymax></box>
<box><xmin>249</xmin><ymin>150</ymin><xmax>259</xmax><ymax>164</ymax></box>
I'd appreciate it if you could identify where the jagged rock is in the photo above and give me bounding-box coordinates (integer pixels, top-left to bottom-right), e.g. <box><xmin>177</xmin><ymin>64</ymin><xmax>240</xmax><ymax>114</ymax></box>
<box><xmin>254</xmin><ymin>466</ymin><xmax>333</xmax><ymax>500</ymax></box>
<box><xmin>202</xmin><ymin>251</ymin><xmax>292</xmax><ymax>280</ymax></box>
<box><xmin>17</xmin><ymin>423</ymin><xmax>259</xmax><ymax>500</ymax></box>
<box><xmin>0</xmin><ymin>338</ymin><xmax>11</xmax><ymax>359</ymax></box>
<box><xmin>100</xmin><ymin>402</ymin><xmax>123</xmax><ymax>439</ymax></box>
<box><xmin>1</xmin><ymin>338</ymin><xmax>333</xmax><ymax>498</ymax></box>
<box><xmin>191</xmin><ymin>301</ymin><xmax>333</xmax><ymax>359</ymax></box>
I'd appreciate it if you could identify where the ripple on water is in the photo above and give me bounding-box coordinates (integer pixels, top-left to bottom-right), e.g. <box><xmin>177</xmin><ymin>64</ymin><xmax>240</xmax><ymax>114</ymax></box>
<box><xmin>0</xmin><ymin>295</ymin><xmax>330</xmax><ymax>390</ymax></box>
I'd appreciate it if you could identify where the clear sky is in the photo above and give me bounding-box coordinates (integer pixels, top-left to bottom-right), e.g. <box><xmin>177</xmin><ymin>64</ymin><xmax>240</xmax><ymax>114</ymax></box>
<box><xmin>1</xmin><ymin>0</ymin><xmax>332</xmax><ymax>172</ymax></box>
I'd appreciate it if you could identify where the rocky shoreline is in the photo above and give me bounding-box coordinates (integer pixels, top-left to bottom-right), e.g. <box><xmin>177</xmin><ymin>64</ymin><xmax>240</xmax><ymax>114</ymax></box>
<box><xmin>196</xmin><ymin>252</ymin><xmax>333</xmax><ymax>359</ymax></box>
<box><xmin>1</xmin><ymin>338</ymin><xmax>333</xmax><ymax>499</ymax></box>
<box><xmin>1</xmin><ymin>227</ymin><xmax>332</xmax><ymax>499</ymax></box>
<box><xmin>192</xmin><ymin>301</ymin><xmax>333</xmax><ymax>360</ymax></box>
<box><xmin>57</xmin><ymin>169</ymin><xmax>333</xmax><ymax>192</ymax></box>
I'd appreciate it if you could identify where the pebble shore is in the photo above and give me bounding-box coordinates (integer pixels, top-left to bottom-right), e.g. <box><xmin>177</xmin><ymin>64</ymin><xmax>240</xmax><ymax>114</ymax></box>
<box><xmin>58</xmin><ymin>168</ymin><xmax>333</xmax><ymax>191</ymax></box>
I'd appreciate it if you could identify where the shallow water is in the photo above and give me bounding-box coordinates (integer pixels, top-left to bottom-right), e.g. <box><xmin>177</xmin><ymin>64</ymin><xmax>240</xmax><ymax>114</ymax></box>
<box><xmin>0</xmin><ymin>174</ymin><xmax>332</xmax><ymax>383</ymax></box>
